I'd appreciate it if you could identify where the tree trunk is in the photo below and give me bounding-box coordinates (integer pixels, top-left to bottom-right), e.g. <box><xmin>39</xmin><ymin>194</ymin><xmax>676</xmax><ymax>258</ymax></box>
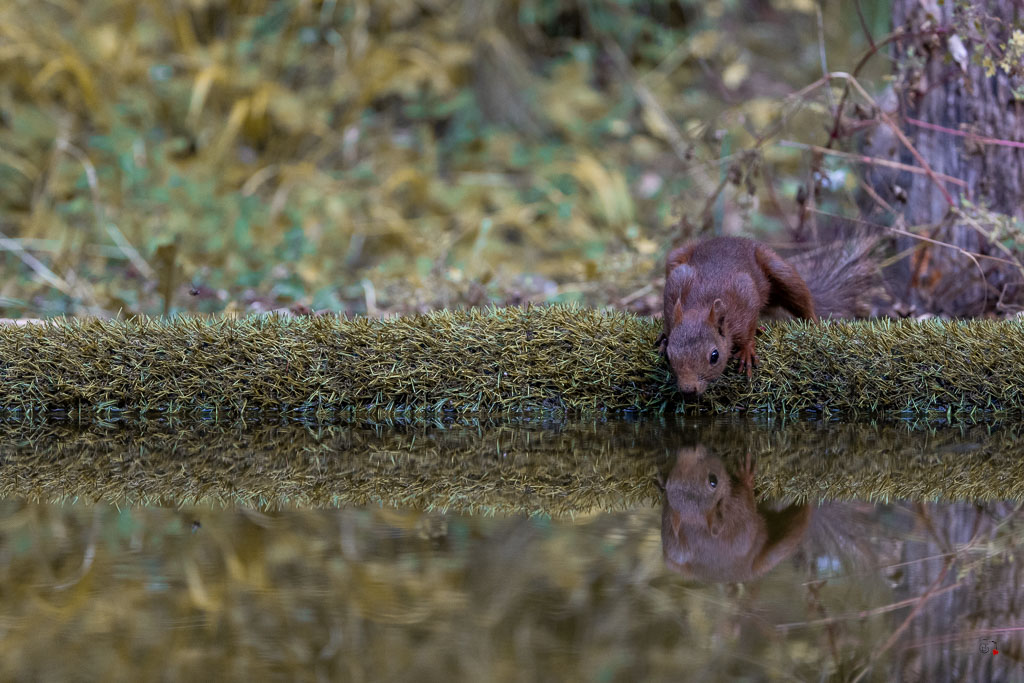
<box><xmin>883</xmin><ymin>1</ymin><xmax>1024</xmax><ymax>315</ymax></box>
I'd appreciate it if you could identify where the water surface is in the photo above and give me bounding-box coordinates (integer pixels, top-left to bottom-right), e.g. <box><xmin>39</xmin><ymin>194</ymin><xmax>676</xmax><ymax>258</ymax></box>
<box><xmin>0</xmin><ymin>417</ymin><xmax>1021</xmax><ymax>681</ymax></box>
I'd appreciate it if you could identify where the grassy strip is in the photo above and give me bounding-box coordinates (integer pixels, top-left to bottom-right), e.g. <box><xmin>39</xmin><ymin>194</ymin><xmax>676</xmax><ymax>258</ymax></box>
<box><xmin>2</xmin><ymin>308</ymin><xmax>1024</xmax><ymax>416</ymax></box>
<box><xmin>3</xmin><ymin>418</ymin><xmax>1024</xmax><ymax>513</ymax></box>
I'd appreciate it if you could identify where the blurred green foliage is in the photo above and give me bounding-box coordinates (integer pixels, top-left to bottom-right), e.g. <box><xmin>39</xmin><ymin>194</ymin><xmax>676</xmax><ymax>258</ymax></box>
<box><xmin>0</xmin><ymin>0</ymin><xmax>883</xmax><ymax>317</ymax></box>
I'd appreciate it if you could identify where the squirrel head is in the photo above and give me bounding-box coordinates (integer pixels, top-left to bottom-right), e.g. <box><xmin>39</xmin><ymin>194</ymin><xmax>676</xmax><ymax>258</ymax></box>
<box><xmin>661</xmin><ymin>447</ymin><xmax>808</xmax><ymax>583</ymax></box>
<box><xmin>663</xmin><ymin>446</ymin><xmax>731</xmax><ymax>537</ymax></box>
<box><xmin>666</xmin><ymin>297</ymin><xmax>730</xmax><ymax>395</ymax></box>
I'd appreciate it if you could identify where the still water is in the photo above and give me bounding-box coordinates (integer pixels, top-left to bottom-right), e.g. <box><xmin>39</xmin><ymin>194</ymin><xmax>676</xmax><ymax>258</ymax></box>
<box><xmin>0</xmin><ymin>416</ymin><xmax>1021</xmax><ymax>681</ymax></box>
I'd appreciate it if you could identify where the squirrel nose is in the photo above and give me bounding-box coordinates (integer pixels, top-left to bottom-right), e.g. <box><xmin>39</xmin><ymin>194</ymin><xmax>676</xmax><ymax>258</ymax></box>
<box><xmin>678</xmin><ymin>379</ymin><xmax>705</xmax><ymax>397</ymax></box>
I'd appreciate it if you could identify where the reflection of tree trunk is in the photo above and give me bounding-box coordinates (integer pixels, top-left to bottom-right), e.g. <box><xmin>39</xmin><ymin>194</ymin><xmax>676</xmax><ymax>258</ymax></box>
<box><xmin>885</xmin><ymin>2</ymin><xmax>1024</xmax><ymax>314</ymax></box>
<box><xmin>893</xmin><ymin>503</ymin><xmax>1022</xmax><ymax>680</ymax></box>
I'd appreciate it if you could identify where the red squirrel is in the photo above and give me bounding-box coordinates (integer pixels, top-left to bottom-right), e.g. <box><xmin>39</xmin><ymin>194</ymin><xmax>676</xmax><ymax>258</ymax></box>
<box><xmin>658</xmin><ymin>446</ymin><xmax>812</xmax><ymax>583</ymax></box>
<box><xmin>658</xmin><ymin>235</ymin><xmax>875</xmax><ymax>395</ymax></box>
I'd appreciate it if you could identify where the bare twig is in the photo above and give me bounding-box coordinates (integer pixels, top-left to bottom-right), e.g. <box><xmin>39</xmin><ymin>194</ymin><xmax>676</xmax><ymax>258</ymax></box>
<box><xmin>618</xmin><ymin>282</ymin><xmax>654</xmax><ymax>307</ymax></box>
<box><xmin>854</xmin><ymin>0</ymin><xmax>877</xmax><ymax>50</ymax></box>
<box><xmin>904</xmin><ymin>117</ymin><xmax>1024</xmax><ymax>149</ymax></box>
<box><xmin>825</xmin><ymin>27</ymin><xmax>950</xmax><ymax>149</ymax></box>
<box><xmin>957</xmin><ymin>208</ymin><xmax>1024</xmax><ymax>282</ymax></box>
<box><xmin>833</xmin><ymin>72</ymin><xmax>956</xmax><ymax>206</ymax></box>
<box><xmin>850</xmin><ymin>556</ymin><xmax>954</xmax><ymax>683</ymax></box>
<box><xmin>779</xmin><ymin>140</ymin><xmax>968</xmax><ymax>188</ymax></box>
<box><xmin>807</xmin><ymin>208</ymin><xmax>1018</xmax><ymax>270</ymax></box>
<box><xmin>361</xmin><ymin>278</ymin><xmax>378</xmax><ymax>316</ymax></box>
<box><xmin>777</xmin><ymin>581</ymin><xmax>962</xmax><ymax>631</ymax></box>
<box><xmin>815</xmin><ymin>3</ymin><xmax>835</xmax><ymax>116</ymax></box>
<box><xmin>857</xmin><ymin>173</ymin><xmax>898</xmax><ymax>214</ymax></box>
<box><xmin>603</xmin><ymin>39</ymin><xmax>691</xmax><ymax>161</ymax></box>
<box><xmin>0</xmin><ymin>230</ymin><xmax>76</xmax><ymax>296</ymax></box>
<box><xmin>57</xmin><ymin>141</ymin><xmax>156</xmax><ymax>279</ymax></box>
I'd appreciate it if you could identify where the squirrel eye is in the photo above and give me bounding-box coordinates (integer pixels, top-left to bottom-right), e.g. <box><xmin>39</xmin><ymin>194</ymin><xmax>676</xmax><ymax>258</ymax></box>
<box><xmin>710</xmin><ymin>349</ymin><xmax>719</xmax><ymax>365</ymax></box>
<box><xmin>708</xmin><ymin>473</ymin><xmax>718</xmax><ymax>489</ymax></box>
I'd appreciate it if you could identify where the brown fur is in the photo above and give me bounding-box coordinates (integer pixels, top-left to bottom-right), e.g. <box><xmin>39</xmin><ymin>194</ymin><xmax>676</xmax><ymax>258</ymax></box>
<box><xmin>659</xmin><ymin>446</ymin><xmax>812</xmax><ymax>583</ymax></box>
<box><xmin>787</xmin><ymin>236</ymin><xmax>881</xmax><ymax>319</ymax></box>
<box><xmin>658</xmin><ymin>236</ymin><xmax>819</xmax><ymax>395</ymax></box>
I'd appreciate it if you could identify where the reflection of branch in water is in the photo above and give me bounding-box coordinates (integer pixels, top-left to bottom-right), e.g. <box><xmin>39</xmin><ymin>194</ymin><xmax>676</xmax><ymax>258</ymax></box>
<box><xmin>805</xmin><ymin>580</ymin><xmax>843</xmax><ymax>675</ymax></box>
<box><xmin>52</xmin><ymin>505</ymin><xmax>101</xmax><ymax>592</ymax></box>
<box><xmin>776</xmin><ymin>581</ymin><xmax>965</xmax><ymax>632</ymax></box>
<box><xmin>852</xmin><ymin>557</ymin><xmax>953</xmax><ymax>683</ymax></box>
<box><xmin>778</xmin><ymin>502</ymin><xmax>1024</xmax><ymax>679</ymax></box>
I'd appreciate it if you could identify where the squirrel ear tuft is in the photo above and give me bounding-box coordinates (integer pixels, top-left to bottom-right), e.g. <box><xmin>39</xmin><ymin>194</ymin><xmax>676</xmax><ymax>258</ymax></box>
<box><xmin>672</xmin><ymin>298</ymin><xmax>685</xmax><ymax>326</ymax></box>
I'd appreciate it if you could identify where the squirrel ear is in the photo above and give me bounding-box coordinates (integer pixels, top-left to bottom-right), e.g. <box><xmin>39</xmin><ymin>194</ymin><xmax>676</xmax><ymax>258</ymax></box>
<box><xmin>708</xmin><ymin>298</ymin><xmax>726</xmax><ymax>334</ymax></box>
<box><xmin>707</xmin><ymin>501</ymin><xmax>725</xmax><ymax>537</ymax></box>
<box><xmin>672</xmin><ymin>298</ymin><xmax>684</xmax><ymax>326</ymax></box>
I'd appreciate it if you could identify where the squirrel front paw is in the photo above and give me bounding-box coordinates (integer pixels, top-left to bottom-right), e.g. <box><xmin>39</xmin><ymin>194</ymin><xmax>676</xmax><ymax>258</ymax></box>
<box><xmin>736</xmin><ymin>343</ymin><xmax>759</xmax><ymax>377</ymax></box>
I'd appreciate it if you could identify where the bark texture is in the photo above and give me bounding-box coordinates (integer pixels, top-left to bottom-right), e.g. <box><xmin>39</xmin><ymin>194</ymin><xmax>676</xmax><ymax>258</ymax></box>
<box><xmin>882</xmin><ymin>1</ymin><xmax>1024</xmax><ymax>314</ymax></box>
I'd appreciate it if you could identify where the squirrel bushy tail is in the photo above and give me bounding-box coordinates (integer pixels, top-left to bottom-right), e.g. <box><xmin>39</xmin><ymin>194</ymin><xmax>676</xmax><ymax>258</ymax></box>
<box><xmin>789</xmin><ymin>236</ymin><xmax>882</xmax><ymax>319</ymax></box>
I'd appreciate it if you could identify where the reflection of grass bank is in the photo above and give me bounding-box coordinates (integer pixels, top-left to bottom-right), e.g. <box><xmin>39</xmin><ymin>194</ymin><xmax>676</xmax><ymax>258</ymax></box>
<box><xmin>0</xmin><ymin>418</ymin><xmax>666</xmax><ymax>515</ymax></box>
<box><xmin>4</xmin><ymin>309</ymin><xmax>1024</xmax><ymax>417</ymax></box>
<box><xmin>4</xmin><ymin>417</ymin><xmax>1024</xmax><ymax>513</ymax></box>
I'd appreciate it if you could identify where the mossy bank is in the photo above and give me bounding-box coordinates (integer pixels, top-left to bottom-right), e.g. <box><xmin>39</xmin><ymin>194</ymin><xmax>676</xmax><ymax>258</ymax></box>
<box><xmin>2</xmin><ymin>307</ymin><xmax>1024</xmax><ymax>417</ymax></box>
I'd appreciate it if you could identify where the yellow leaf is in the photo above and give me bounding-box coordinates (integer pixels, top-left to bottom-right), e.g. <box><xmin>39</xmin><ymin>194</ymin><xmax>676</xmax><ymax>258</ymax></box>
<box><xmin>689</xmin><ymin>31</ymin><xmax>720</xmax><ymax>59</ymax></box>
<box><xmin>635</xmin><ymin>238</ymin><xmax>658</xmax><ymax>255</ymax></box>
<box><xmin>187</xmin><ymin>65</ymin><xmax>225</xmax><ymax>126</ymax></box>
<box><xmin>776</xmin><ymin>0</ymin><xmax>816</xmax><ymax>13</ymax></box>
<box><xmin>571</xmin><ymin>155</ymin><xmax>634</xmax><ymax>227</ymax></box>
<box><xmin>721</xmin><ymin>60</ymin><xmax>749</xmax><ymax>90</ymax></box>
<box><xmin>31</xmin><ymin>54</ymin><xmax>99</xmax><ymax>110</ymax></box>
<box><xmin>210</xmin><ymin>98</ymin><xmax>249</xmax><ymax>161</ymax></box>
<box><xmin>744</xmin><ymin>97</ymin><xmax>779</xmax><ymax>128</ymax></box>
<box><xmin>90</xmin><ymin>24</ymin><xmax>119</xmax><ymax>62</ymax></box>
<box><xmin>640</xmin><ymin>106</ymin><xmax>675</xmax><ymax>146</ymax></box>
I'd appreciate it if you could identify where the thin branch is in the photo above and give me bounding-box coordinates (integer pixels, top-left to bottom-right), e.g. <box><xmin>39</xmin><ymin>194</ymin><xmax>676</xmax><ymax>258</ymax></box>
<box><xmin>957</xmin><ymin>208</ymin><xmax>1024</xmax><ymax>282</ymax></box>
<box><xmin>0</xmin><ymin>230</ymin><xmax>75</xmax><ymax>295</ymax></box>
<box><xmin>807</xmin><ymin>208</ymin><xmax>1020</xmax><ymax>270</ymax></box>
<box><xmin>904</xmin><ymin>117</ymin><xmax>1024</xmax><ymax>149</ymax></box>
<box><xmin>57</xmin><ymin>141</ymin><xmax>156</xmax><ymax>279</ymax></box>
<box><xmin>835</xmin><ymin>72</ymin><xmax>956</xmax><ymax>206</ymax></box>
<box><xmin>779</xmin><ymin>140</ymin><xmax>968</xmax><ymax>188</ymax></box>
<box><xmin>776</xmin><ymin>581</ymin><xmax>963</xmax><ymax>631</ymax></box>
<box><xmin>815</xmin><ymin>3</ymin><xmax>835</xmax><ymax>116</ymax></box>
<box><xmin>854</xmin><ymin>0</ymin><xmax>876</xmax><ymax>50</ymax></box>
<box><xmin>850</xmin><ymin>556</ymin><xmax>954</xmax><ymax>683</ymax></box>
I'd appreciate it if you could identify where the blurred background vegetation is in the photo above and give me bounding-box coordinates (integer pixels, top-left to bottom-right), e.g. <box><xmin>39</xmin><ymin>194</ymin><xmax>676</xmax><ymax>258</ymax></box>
<box><xmin>0</xmin><ymin>0</ymin><xmax>891</xmax><ymax>319</ymax></box>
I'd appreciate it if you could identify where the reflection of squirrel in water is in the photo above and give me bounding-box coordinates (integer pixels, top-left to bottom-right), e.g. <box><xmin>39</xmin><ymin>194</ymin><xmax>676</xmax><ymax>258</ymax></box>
<box><xmin>657</xmin><ymin>236</ymin><xmax>878</xmax><ymax>395</ymax></box>
<box><xmin>657</xmin><ymin>446</ymin><xmax>812</xmax><ymax>583</ymax></box>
